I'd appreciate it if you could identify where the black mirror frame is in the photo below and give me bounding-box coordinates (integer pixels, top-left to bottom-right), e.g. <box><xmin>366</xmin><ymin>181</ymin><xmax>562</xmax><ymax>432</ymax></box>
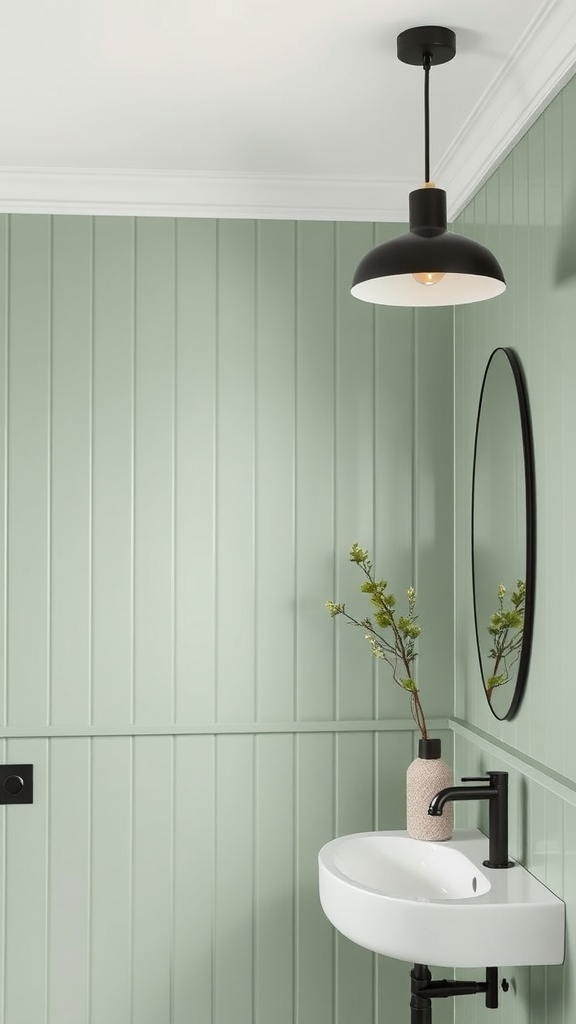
<box><xmin>471</xmin><ymin>347</ymin><xmax>536</xmax><ymax>721</ymax></box>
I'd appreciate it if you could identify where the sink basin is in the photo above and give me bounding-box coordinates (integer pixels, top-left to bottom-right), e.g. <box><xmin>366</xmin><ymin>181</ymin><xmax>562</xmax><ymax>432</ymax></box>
<box><xmin>318</xmin><ymin>829</ymin><xmax>565</xmax><ymax>968</ymax></box>
<box><xmin>327</xmin><ymin>833</ymin><xmax>492</xmax><ymax>901</ymax></box>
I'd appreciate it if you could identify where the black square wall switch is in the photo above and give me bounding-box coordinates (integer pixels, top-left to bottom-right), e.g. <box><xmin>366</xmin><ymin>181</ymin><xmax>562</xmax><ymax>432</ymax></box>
<box><xmin>0</xmin><ymin>764</ymin><xmax>33</xmax><ymax>804</ymax></box>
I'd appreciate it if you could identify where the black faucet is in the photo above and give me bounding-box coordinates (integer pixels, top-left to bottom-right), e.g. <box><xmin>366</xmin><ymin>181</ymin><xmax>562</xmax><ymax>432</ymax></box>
<box><xmin>428</xmin><ymin>770</ymin><xmax>513</xmax><ymax>869</ymax></box>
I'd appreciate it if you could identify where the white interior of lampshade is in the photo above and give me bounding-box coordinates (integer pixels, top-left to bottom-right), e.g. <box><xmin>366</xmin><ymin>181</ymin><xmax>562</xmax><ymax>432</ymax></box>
<box><xmin>350</xmin><ymin>273</ymin><xmax>506</xmax><ymax>307</ymax></box>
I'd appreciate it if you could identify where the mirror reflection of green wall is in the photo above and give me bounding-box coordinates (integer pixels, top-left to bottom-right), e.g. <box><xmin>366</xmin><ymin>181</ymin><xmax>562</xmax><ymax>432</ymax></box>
<box><xmin>471</xmin><ymin>348</ymin><xmax>535</xmax><ymax>720</ymax></box>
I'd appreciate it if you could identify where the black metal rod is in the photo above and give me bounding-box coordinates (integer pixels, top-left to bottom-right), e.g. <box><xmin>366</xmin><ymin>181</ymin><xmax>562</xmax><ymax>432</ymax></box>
<box><xmin>418</xmin><ymin>979</ymin><xmax>488</xmax><ymax>999</ymax></box>
<box><xmin>423</xmin><ymin>55</ymin><xmax>431</xmax><ymax>182</ymax></box>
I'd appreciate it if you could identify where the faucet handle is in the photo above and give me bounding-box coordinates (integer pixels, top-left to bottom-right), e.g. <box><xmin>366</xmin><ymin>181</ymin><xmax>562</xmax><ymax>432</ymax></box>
<box><xmin>462</xmin><ymin>771</ymin><xmax>507</xmax><ymax>784</ymax></box>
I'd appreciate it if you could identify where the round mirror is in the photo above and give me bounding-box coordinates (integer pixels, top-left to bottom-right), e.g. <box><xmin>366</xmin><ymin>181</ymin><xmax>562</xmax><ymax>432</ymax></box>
<box><xmin>471</xmin><ymin>348</ymin><xmax>535</xmax><ymax>720</ymax></box>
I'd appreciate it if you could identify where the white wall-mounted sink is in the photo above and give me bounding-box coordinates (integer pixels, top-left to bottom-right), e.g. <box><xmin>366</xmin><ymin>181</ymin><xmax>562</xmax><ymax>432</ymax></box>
<box><xmin>318</xmin><ymin>829</ymin><xmax>565</xmax><ymax>968</ymax></box>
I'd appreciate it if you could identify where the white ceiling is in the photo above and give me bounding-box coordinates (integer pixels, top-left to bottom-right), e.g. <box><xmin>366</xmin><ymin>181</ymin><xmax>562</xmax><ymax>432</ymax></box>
<box><xmin>0</xmin><ymin>0</ymin><xmax>574</xmax><ymax>220</ymax></box>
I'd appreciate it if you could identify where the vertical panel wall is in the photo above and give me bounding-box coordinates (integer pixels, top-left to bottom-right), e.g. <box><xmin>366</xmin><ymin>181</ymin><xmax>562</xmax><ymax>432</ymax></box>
<box><xmin>453</xmin><ymin>73</ymin><xmax>576</xmax><ymax>1024</ymax></box>
<box><xmin>0</xmin><ymin>215</ymin><xmax>453</xmax><ymax>1023</ymax></box>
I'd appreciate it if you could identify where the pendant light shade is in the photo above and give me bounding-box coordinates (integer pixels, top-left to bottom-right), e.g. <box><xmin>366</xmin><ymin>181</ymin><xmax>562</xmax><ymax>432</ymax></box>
<box><xmin>352</xmin><ymin>27</ymin><xmax>506</xmax><ymax>308</ymax></box>
<box><xmin>352</xmin><ymin>186</ymin><xmax>506</xmax><ymax>307</ymax></box>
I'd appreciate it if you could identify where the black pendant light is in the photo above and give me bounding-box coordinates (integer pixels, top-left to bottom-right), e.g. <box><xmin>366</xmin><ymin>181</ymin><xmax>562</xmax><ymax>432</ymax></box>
<box><xmin>351</xmin><ymin>26</ymin><xmax>506</xmax><ymax>307</ymax></box>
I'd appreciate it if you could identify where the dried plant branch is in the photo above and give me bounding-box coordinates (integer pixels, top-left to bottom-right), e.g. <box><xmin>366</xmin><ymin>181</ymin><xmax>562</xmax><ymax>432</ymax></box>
<box><xmin>327</xmin><ymin>543</ymin><xmax>427</xmax><ymax>740</ymax></box>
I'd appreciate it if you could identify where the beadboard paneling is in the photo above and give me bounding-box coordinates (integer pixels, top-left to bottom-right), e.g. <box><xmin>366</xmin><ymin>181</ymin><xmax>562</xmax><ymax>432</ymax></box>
<box><xmin>51</xmin><ymin>217</ymin><xmax>93</xmax><ymax>727</ymax></box>
<box><xmin>133</xmin><ymin>220</ymin><xmax>176</xmax><ymax>727</ymax></box>
<box><xmin>7</xmin><ymin>217</ymin><xmax>51</xmax><ymax>728</ymax></box>
<box><xmin>0</xmin><ymin>731</ymin><xmax>449</xmax><ymax>1024</ymax></box>
<box><xmin>92</xmin><ymin>218</ymin><xmax>135</xmax><ymax>728</ymax></box>
<box><xmin>0</xmin><ymin>215</ymin><xmax>453</xmax><ymax>733</ymax></box>
<box><xmin>453</xmin><ymin>71</ymin><xmax>576</xmax><ymax>1024</ymax></box>
<box><xmin>0</xmin><ymin>214</ymin><xmax>454</xmax><ymax>1024</ymax></box>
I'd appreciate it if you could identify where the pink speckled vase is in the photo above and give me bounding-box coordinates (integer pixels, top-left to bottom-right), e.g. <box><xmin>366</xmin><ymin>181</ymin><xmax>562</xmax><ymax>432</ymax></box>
<box><xmin>406</xmin><ymin>738</ymin><xmax>453</xmax><ymax>841</ymax></box>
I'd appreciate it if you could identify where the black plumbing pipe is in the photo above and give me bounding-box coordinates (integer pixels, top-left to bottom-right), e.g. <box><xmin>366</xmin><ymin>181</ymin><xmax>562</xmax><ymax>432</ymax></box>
<box><xmin>418</xmin><ymin>978</ymin><xmax>490</xmax><ymax>998</ymax></box>
<box><xmin>410</xmin><ymin>963</ymin><xmax>500</xmax><ymax>1021</ymax></box>
<box><xmin>410</xmin><ymin>964</ymin><xmax>432</xmax><ymax>1024</ymax></box>
<box><xmin>485</xmin><ymin>967</ymin><xmax>499</xmax><ymax>1009</ymax></box>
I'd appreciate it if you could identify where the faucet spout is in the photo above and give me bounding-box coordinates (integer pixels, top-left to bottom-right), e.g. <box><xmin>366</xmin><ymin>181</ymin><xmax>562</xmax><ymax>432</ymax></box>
<box><xmin>428</xmin><ymin>771</ymin><xmax>513</xmax><ymax>869</ymax></box>
<box><xmin>428</xmin><ymin>785</ymin><xmax>494</xmax><ymax>816</ymax></box>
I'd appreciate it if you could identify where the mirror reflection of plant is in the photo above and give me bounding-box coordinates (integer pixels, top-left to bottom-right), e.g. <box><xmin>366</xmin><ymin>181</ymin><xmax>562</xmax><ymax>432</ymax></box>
<box><xmin>486</xmin><ymin>580</ymin><xmax>525</xmax><ymax>702</ymax></box>
<box><xmin>326</xmin><ymin>543</ymin><xmax>427</xmax><ymax>740</ymax></box>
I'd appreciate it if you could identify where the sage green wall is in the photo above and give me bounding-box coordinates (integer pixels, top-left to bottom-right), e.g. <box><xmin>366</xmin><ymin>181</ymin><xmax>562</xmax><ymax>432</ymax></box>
<box><xmin>454</xmin><ymin>73</ymin><xmax>576</xmax><ymax>1024</ymax></box>
<box><xmin>0</xmin><ymin>215</ymin><xmax>453</xmax><ymax>1024</ymax></box>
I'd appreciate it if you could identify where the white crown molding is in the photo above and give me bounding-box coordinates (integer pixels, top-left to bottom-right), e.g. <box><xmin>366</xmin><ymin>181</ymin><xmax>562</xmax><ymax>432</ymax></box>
<box><xmin>438</xmin><ymin>0</ymin><xmax>576</xmax><ymax>220</ymax></box>
<box><xmin>0</xmin><ymin>168</ymin><xmax>413</xmax><ymax>222</ymax></box>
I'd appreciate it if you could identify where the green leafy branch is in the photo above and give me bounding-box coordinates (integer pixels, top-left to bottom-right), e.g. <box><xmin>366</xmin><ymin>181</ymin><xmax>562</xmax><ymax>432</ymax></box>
<box><xmin>485</xmin><ymin>580</ymin><xmax>525</xmax><ymax>701</ymax></box>
<box><xmin>326</xmin><ymin>543</ymin><xmax>427</xmax><ymax>739</ymax></box>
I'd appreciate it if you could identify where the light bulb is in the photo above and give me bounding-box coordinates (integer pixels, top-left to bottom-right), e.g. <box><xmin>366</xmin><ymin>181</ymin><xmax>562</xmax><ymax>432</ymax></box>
<box><xmin>412</xmin><ymin>271</ymin><xmax>446</xmax><ymax>286</ymax></box>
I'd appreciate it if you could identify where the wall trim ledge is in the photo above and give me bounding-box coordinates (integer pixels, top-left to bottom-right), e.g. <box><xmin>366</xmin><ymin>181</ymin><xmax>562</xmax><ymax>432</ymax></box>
<box><xmin>0</xmin><ymin>717</ymin><xmax>450</xmax><ymax>739</ymax></box>
<box><xmin>451</xmin><ymin>717</ymin><xmax>576</xmax><ymax>806</ymax></box>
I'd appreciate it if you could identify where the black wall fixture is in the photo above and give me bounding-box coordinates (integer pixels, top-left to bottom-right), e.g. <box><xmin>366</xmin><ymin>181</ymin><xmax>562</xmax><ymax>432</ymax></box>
<box><xmin>410</xmin><ymin>963</ymin><xmax>505</xmax><ymax>1023</ymax></box>
<box><xmin>0</xmin><ymin>764</ymin><xmax>34</xmax><ymax>804</ymax></box>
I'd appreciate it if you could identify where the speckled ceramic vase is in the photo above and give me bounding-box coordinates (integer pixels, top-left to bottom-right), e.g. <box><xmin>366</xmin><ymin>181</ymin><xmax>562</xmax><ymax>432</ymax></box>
<box><xmin>406</xmin><ymin>738</ymin><xmax>453</xmax><ymax>841</ymax></box>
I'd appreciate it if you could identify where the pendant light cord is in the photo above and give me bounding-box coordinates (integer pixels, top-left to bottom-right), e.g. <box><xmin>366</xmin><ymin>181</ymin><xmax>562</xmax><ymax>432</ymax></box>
<box><xmin>423</xmin><ymin>54</ymin><xmax>431</xmax><ymax>183</ymax></box>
